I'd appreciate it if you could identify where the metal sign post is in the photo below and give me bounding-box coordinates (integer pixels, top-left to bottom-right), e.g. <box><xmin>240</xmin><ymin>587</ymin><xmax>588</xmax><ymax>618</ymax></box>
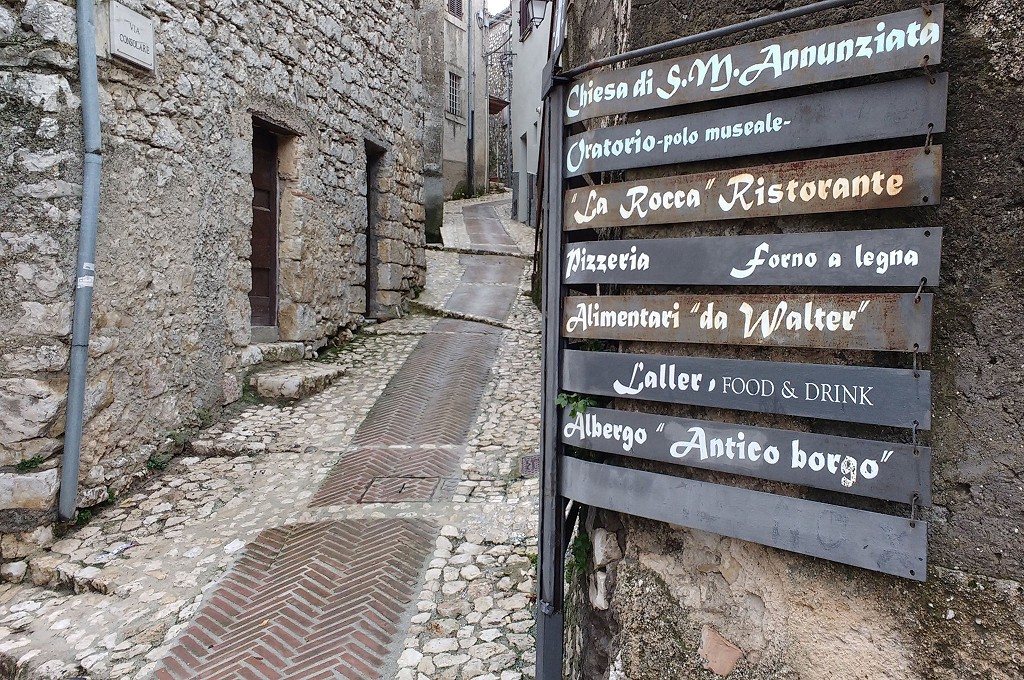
<box><xmin>536</xmin><ymin>82</ymin><xmax>567</xmax><ymax>680</ymax></box>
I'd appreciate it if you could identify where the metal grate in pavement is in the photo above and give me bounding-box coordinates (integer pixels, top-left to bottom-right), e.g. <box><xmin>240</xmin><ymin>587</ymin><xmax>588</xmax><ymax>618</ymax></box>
<box><xmin>310</xmin><ymin>447</ymin><xmax>462</xmax><ymax>507</ymax></box>
<box><xmin>352</xmin><ymin>326</ymin><xmax>503</xmax><ymax>447</ymax></box>
<box><xmin>153</xmin><ymin>519</ymin><xmax>433</xmax><ymax>680</ymax></box>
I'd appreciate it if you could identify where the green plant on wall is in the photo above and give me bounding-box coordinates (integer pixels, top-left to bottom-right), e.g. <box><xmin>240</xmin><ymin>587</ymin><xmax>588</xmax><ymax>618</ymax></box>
<box><xmin>556</xmin><ymin>392</ymin><xmax>598</xmax><ymax>418</ymax></box>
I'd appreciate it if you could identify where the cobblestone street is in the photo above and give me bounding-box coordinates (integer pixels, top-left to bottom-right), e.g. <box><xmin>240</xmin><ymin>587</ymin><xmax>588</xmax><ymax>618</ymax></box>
<box><xmin>0</xmin><ymin>196</ymin><xmax>542</xmax><ymax>680</ymax></box>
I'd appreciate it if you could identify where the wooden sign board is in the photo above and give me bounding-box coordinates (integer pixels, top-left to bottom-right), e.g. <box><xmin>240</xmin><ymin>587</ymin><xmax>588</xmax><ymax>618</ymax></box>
<box><xmin>564</xmin><ymin>5</ymin><xmax>944</xmax><ymax>123</ymax></box>
<box><xmin>564</xmin><ymin>228</ymin><xmax>942</xmax><ymax>288</ymax></box>
<box><xmin>563</xmin><ymin>293</ymin><xmax>933</xmax><ymax>351</ymax></box>
<box><xmin>564</xmin><ymin>75</ymin><xmax>947</xmax><ymax>177</ymax></box>
<box><xmin>562</xmin><ymin>457</ymin><xmax>927</xmax><ymax>580</ymax></box>
<box><xmin>564</xmin><ymin>147</ymin><xmax>942</xmax><ymax>230</ymax></box>
<box><xmin>561</xmin><ymin>406</ymin><xmax>931</xmax><ymax>504</ymax></box>
<box><xmin>562</xmin><ymin>349</ymin><xmax>931</xmax><ymax>428</ymax></box>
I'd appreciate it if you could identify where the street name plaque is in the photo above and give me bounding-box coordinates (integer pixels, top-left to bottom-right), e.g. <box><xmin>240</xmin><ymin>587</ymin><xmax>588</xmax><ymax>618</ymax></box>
<box><xmin>564</xmin><ymin>75</ymin><xmax>947</xmax><ymax>177</ymax></box>
<box><xmin>564</xmin><ymin>147</ymin><xmax>942</xmax><ymax>230</ymax></box>
<box><xmin>564</xmin><ymin>5</ymin><xmax>944</xmax><ymax>122</ymax></box>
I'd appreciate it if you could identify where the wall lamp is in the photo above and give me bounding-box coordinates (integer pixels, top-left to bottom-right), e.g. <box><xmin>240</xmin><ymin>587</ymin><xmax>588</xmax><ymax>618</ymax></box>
<box><xmin>527</xmin><ymin>0</ymin><xmax>551</xmax><ymax>28</ymax></box>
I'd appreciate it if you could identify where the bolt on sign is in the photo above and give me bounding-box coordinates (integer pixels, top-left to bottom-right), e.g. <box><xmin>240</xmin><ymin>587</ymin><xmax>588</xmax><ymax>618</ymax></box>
<box><xmin>564</xmin><ymin>147</ymin><xmax>942</xmax><ymax>230</ymax></box>
<box><xmin>560</xmin><ymin>407</ymin><xmax>931</xmax><ymax>506</ymax></box>
<box><xmin>562</xmin><ymin>457</ymin><xmax>927</xmax><ymax>580</ymax></box>
<box><xmin>540</xmin><ymin>4</ymin><xmax>948</xmax><ymax>601</ymax></box>
<box><xmin>563</xmin><ymin>228</ymin><xmax>942</xmax><ymax>287</ymax></box>
<box><xmin>564</xmin><ymin>6</ymin><xmax>944</xmax><ymax>123</ymax></box>
<box><xmin>564</xmin><ymin>75</ymin><xmax>947</xmax><ymax>177</ymax></box>
<box><xmin>563</xmin><ymin>292</ymin><xmax>933</xmax><ymax>351</ymax></box>
<box><xmin>561</xmin><ymin>349</ymin><xmax>931</xmax><ymax>429</ymax></box>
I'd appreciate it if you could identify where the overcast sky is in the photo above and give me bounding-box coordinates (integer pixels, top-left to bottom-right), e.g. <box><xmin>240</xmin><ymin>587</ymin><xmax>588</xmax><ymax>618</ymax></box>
<box><xmin>487</xmin><ymin>0</ymin><xmax>511</xmax><ymax>12</ymax></box>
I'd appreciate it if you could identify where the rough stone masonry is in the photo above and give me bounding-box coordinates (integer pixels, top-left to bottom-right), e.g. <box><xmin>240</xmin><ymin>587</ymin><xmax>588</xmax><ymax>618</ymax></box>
<box><xmin>1</xmin><ymin>0</ymin><xmax>429</xmax><ymax>556</ymax></box>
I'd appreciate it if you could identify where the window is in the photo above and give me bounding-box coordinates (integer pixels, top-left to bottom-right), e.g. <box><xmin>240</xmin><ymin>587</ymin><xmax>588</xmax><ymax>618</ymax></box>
<box><xmin>518</xmin><ymin>0</ymin><xmax>531</xmax><ymax>39</ymax></box>
<box><xmin>448</xmin><ymin>72</ymin><xmax>462</xmax><ymax>117</ymax></box>
<box><xmin>447</xmin><ymin>0</ymin><xmax>463</xmax><ymax>19</ymax></box>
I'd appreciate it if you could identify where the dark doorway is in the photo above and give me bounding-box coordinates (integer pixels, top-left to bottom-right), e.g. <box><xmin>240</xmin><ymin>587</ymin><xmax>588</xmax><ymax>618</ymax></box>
<box><xmin>365</xmin><ymin>141</ymin><xmax>386</xmax><ymax>319</ymax></box>
<box><xmin>250</xmin><ymin>125</ymin><xmax>279</xmax><ymax>328</ymax></box>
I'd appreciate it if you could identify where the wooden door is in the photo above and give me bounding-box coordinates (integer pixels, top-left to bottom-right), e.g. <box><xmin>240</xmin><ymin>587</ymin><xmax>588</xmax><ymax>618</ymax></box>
<box><xmin>250</xmin><ymin>128</ymin><xmax>278</xmax><ymax>327</ymax></box>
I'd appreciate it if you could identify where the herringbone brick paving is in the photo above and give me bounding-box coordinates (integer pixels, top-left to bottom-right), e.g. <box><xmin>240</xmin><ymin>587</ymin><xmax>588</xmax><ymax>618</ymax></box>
<box><xmin>153</xmin><ymin>520</ymin><xmax>433</xmax><ymax>680</ymax></box>
<box><xmin>352</xmin><ymin>323</ymin><xmax>503</xmax><ymax>446</ymax></box>
<box><xmin>151</xmin><ymin>202</ymin><xmax>525</xmax><ymax>680</ymax></box>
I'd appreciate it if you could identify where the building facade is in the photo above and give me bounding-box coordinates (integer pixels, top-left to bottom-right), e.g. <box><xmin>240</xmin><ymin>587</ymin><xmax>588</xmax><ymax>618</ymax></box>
<box><xmin>510</xmin><ymin>0</ymin><xmax>551</xmax><ymax>224</ymax></box>
<box><xmin>437</xmin><ymin>0</ymin><xmax>489</xmax><ymax>199</ymax></box>
<box><xmin>1</xmin><ymin>0</ymin><xmax>429</xmax><ymax>556</ymax></box>
<box><xmin>486</xmin><ymin>6</ymin><xmax>513</xmax><ymax>187</ymax></box>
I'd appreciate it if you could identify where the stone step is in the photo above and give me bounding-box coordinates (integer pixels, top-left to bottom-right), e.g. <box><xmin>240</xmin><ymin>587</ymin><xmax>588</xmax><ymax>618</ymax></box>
<box><xmin>249</xmin><ymin>361</ymin><xmax>345</xmax><ymax>400</ymax></box>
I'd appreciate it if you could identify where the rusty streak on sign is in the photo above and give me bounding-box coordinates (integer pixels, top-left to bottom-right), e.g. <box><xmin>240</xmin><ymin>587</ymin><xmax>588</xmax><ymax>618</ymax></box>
<box><xmin>563</xmin><ymin>293</ymin><xmax>933</xmax><ymax>351</ymax></box>
<box><xmin>564</xmin><ymin>228</ymin><xmax>941</xmax><ymax>287</ymax></box>
<box><xmin>564</xmin><ymin>147</ymin><xmax>942</xmax><ymax>230</ymax></box>
<box><xmin>564</xmin><ymin>6</ymin><xmax>944</xmax><ymax>123</ymax></box>
<box><xmin>564</xmin><ymin>75</ymin><xmax>947</xmax><ymax>177</ymax></box>
<box><xmin>561</xmin><ymin>349</ymin><xmax>931</xmax><ymax>428</ymax></box>
<box><xmin>561</xmin><ymin>457</ymin><xmax>927</xmax><ymax>580</ymax></box>
<box><xmin>561</xmin><ymin>406</ymin><xmax>932</xmax><ymax>505</ymax></box>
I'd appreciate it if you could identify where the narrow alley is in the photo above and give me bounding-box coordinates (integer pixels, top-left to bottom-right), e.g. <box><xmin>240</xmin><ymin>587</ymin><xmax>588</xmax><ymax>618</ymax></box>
<box><xmin>0</xmin><ymin>198</ymin><xmax>541</xmax><ymax>680</ymax></box>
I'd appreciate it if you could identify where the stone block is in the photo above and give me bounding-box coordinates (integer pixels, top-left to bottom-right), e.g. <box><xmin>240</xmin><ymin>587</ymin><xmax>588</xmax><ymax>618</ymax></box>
<box><xmin>350</xmin><ymin>286</ymin><xmax>366</xmax><ymax>314</ymax></box>
<box><xmin>0</xmin><ymin>5</ymin><xmax>15</xmax><ymax>39</ymax></box>
<box><xmin>0</xmin><ymin>469</ymin><xmax>59</xmax><ymax>510</ymax></box>
<box><xmin>223</xmin><ymin>372</ymin><xmax>242</xmax><ymax>405</ymax></box>
<box><xmin>2</xmin><ymin>344</ymin><xmax>69</xmax><ymax>372</ymax></box>
<box><xmin>0</xmin><ymin>437</ymin><xmax>60</xmax><ymax>467</ymax></box>
<box><xmin>377</xmin><ymin>263</ymin><xmax>406</xmax><ymax>290</ymax></box>
<box><xmin>0</xmin><ymin>377</ymin><xmax>66</xmax><ymax>446</ymax></box>
<box><xmin>10</xmin><ymin>301</ymin><xmax>72</xmax><ymax>337</ymax></box>
<box><xmin>592</xmin><ymin>528</ymin><xmax>622</xmax><ymax>568</ymax></box>
<box><xmin>588</xmin><ymin>570</ymin><xmax>609</xmax><ymax>610</ymax></box>
<box><xmin>21</xmin><ymin>0</ymin><xmax>76</xmax><ymax>46</ymax></box>
<box><xmin>699</xmin><ymin>625</ymin><xmax>743</xmax><ymax>677</ymax></box>
<box><xmin>1</xmin><ymin>561</ymin><xmax>27</xmax><ymax>583</ymax></box>
<box><xmin>278</xmin><ymin>301</ymin><xmax>318</xmax><ymax>341</ymax></box>
<box><xmin>28</xmin><ymin>552</ymin><xmax>64</xmax><ymax>587</ymax></box>
<box><xmin>256</xmin><ymin>342</ymin><xmax>305</xmax><ymax>363</ymax></box>
<box><xmin>251</xmin><ymin>362</ymin><xmax>345</xmax><ymax>400</ymax></box>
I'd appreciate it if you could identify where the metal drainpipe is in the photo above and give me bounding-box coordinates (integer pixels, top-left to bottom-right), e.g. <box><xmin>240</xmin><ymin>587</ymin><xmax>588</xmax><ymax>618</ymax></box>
<box><xmin>466</xmin><ymin>0</ymin><xmax>475</xmax><ymax>195</ymax></box>
<box><xmin>59</xmin><ymin>0</ymin><xmax>103</xmax><ymax>521</ymax></box>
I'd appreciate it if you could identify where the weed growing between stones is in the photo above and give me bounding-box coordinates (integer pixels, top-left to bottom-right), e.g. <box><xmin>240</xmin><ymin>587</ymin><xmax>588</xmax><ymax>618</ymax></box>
<box><xmin>14</xmin><ymin>456</ymin><xmax>46</xmax><ymax>472</ymax></box>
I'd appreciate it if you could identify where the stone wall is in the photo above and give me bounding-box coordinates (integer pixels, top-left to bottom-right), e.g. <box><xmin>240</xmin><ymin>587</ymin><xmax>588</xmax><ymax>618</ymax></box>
<box><xmin>1</xmin><ymin>0</ymin><xmax>428</xmax><ymax>554</ymax></box>
<box><xmin>560</xmin><ymin>0</ymin><xmax>1024</xmax><ymax>678</ymax></box>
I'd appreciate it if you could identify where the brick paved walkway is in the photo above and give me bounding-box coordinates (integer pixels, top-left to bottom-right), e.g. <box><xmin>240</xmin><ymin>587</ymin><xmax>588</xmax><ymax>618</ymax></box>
<box><xmin>148</xmin><ymin>199</ymin><xmax>531</xmax><ymax>679</ymax></box>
